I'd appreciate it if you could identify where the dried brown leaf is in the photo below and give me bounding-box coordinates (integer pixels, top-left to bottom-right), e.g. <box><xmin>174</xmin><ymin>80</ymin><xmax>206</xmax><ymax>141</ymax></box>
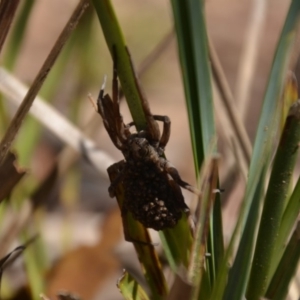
<box><xmin>0</xmin><ymin>0</ymin><xmax>20</xmax><ymax>53</ymax></box>
<box><xmin>0</xmin><ymin>151</ymin><xmax>26</xmax><ymax>202</ymax></box>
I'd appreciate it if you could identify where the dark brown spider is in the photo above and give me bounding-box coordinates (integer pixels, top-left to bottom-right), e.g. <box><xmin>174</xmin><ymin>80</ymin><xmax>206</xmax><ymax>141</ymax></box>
<box><xmin>96</xmin><ymin>58</ymin><xmax>198</xmax><ymax>231</ymax></box>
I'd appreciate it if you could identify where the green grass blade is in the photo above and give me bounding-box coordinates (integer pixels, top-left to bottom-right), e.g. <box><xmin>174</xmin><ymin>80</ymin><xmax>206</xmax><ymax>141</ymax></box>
<box><xmin>170</xmin><ymin>0</ymin><xmax>215</xmax><ymax>172</ymax></box>
<box><xmin>270</xmin><ymin>174</ymin><xmax>300</xmax><ymax>279</ymax></box>
<box><xmin>91</xmin><ymin>0</ymin><xmax>147</xmax><ymax>130</ymax></box>
<box><xmin>222</xmin><ymin>169</ymin><xmax>266</xmax><ymax>300</ymax></box>
<box><xmin>170</xmin><ymin>0</ymin><xmax>219</xmax><ymax>288</ymax></box>
<box><xmin>189</xmin><ymin>158</ymin><xmax>218</xmax><ymax>299</ymax></box>
<box><xmin>247</xmin><ymin>99</ymin><xmax>300</xmax><ymax>299</ymax></box>
<box><xmin>117</xmin><ymin>271</ymin><xmax>149</xmax><ymax>300</ymax></box>
<box><xmin>243</xmin><ymin>0</ymin><xmax>300</xmax><ymax>231</ymax></box>
<box><xmin>22</xmin><ymin>232</ymin><xmax>45</xmax><ymax>300</ymax></box>
<box><xmin>159</xmin><ymin>215</ymin><xmax>193</xmax><ymax>270</ymax></box>
<box><xmin>207</xmin><ymin>187</ymin><xmax>224</xmax><ymax>277</ymax></box>
<box><xmin>265</xmin><ymin>222</ymin><xmax>300</xmax><ymax>300</ymax></box>
<box><xmin>223</xmin><ymin>1</ymin><xmax>300</xmax><ymax>299</ymax></box>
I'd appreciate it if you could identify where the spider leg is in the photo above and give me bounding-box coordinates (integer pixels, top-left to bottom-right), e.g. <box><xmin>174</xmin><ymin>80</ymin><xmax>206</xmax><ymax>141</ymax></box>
<box><xmin>125</xmin><ymin>121</ymin><xmax>135</xmax><ymax>129</ymax></box>
<box><xmin>152</xmin><ymin>115</ymin><xmax>171</xmax><ymax>149</ymax></box>
<box><xmin>160</xmin><ymin>159</ymin><xmax>201</xmax><ymax>196</ymax></box>
<box><xmin>96</xmin><ymin>81</ymin><xmax>124</xmax><ymax>150</ymax></box>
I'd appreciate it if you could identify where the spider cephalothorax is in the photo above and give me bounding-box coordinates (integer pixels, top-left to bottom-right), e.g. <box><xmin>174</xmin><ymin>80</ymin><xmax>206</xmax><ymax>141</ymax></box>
<box><xmin>96</xmin><ymin>60</ymin><xmax>197</xmax><ymax>231</ymax></box>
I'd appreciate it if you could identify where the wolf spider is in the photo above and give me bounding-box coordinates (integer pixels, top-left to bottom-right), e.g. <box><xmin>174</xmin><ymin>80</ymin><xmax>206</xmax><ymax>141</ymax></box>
<box><xmin>96</xmin><ymin>59</ymin><xmax>198</xmax><ymax>231</ymax></box>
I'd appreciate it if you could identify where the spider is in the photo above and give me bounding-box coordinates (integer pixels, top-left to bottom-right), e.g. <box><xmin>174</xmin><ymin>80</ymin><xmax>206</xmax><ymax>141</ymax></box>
<box><xmin>96</xmin><ymin>58</ymin><xmax>198</xmax><ymax>231</ymax></box>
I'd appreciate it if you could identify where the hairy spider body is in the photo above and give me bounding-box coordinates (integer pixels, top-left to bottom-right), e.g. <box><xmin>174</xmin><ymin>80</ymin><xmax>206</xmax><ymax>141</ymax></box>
<box><xmin>112</xmin><ymin>137</ymin><xmax>189</xmax><ymax>230</ymax></box>
<box><xmin>96</xmin><ymin>61</ymin><xmax>198</xmax><ymax>231</ymax></box>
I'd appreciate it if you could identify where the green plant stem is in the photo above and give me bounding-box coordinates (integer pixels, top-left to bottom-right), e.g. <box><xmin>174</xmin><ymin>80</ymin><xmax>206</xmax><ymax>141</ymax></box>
<box><xmin>117</xmin><ymin>271</ymin><xmax>149</xmax><ymax>300</ymax></box>
<box><xmin>223</xmin><ymin>168</ymin><xmax>266</xmax><ymax>300</ymax></box>
<box><xmin>265</xmin><ymin>222</ymin><xmax>300</xmax><ymax>300</ymax></box>
<box><xmin>270</xmin><ymin>174</ymin><xmax>300</xmax><ymax>279</ymax></box>
<box><xmin>189</xmin><ymin>158</ymin><xmax>218</xmax><ymax>299</ymax></box>
<box><xmin>91</xmin><ymin>0</ymin><xmax>147</xmax><ymax>130</ymax></box>
<box><xmin>22</xmin><ymin>232</ymin><xmax>45</xmax><ymax>300</ymax></box>
<box><xmin>170</xmin><ymin>0</ymin><xmax>218</xmax><ymax>289</ymax></box>
<box><xmin>170</xmin><ymin>0</ymin><xmax>215</xmax><ymax>172</ymax></box>
<box><xmin>247</xmin><ymin>100</ymin><xmax>300</xmax><ymax>299</ymax></box>
<box><xmin>207</xmin><ymin>186</ymin><xmax>224</xmax><ymax>279</ymax></box>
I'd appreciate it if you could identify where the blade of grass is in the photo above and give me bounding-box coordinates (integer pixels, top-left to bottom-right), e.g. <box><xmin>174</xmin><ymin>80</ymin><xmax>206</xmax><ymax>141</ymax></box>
<box><xmin>280</xmin><ymin>72</ymin><xmax>298</xmax><ymax>131</ymax></box>
<box><xmin>91</xmin><ymin>0</ymin><xmax>147</xmax><ymax>129</ymax></box>
<box><xmin>158</xmin><ymin>215</ymin><xmax>193</xmax><ymax>271</ymax></box>
<box><xmin>22</xmin><ymin>232</ymin><xmax>44</xmax><ymax>300</ymax></box>
<box><xmin>269</xmin><ymin>175</ymin><xmax>300</xmax><ymax>281</ymax></box>
<box><xmin>0</xmin><ymin>0</ymin><xmax>89</xmax><ymax>165</ymax></box>
<box><xmin>207</xmin><ymin>181</ymin><xmax>224</xmax><ymax>280</ymax></box>
<box><xmin>223</xmin><ymin>1</ymin><xmax>300</xmax><ymax>299</ymax></box>
<box><xmin>209</xmin><ymin>171</ymin><xmax>263</xmax><ymax>300</ymax></box>
<box><xmin>223</xmin><ymin>166</ymin><xmax>269</xmax><ymax>300</ymax></box>
<box><xmin>117</xmin><ymin>271</ymin><xmax>149</xmax><ymax>300</ymax></box>
<box><xmin>265</xmin><ymin>222</ymin><xmax>300</xmax><ymax>300</ymax></box>
<box><xmin>189</xmin><ymin>157</ymin><xmax>218</xmax><ymax>299</ymax></box>
<box><xmin>170</xmin><ymin>0</ymin><xmax>215</xmax><ymax>170</ymax></box>
<box><xmin>247</xmin><ymin>99</ymin><xmax>300</xmax><ymax>299</ymax></box>
<box><xmin>170</xmin><ymin>0</ymin><xmax>217</xmax><ymax>287</ymax></box>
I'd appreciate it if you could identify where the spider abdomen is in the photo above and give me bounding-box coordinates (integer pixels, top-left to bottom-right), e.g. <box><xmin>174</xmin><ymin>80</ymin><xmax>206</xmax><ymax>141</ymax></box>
<box><xmin>123</xmin><ymin>160</ymin><xmax>188</xmax><ymax>230</ymax></box>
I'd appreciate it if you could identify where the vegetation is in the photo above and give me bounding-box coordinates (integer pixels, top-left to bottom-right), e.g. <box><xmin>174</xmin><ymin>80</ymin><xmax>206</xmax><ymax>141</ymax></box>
<box><xmin>0</xmin><ymin>0</ymin><xmax>300</xmax><ymax>299</ymax></box>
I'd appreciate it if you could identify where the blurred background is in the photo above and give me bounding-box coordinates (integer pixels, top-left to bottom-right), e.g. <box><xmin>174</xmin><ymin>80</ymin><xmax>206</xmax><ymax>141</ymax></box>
<box><xmin>0</xmin><ymin>0</ymin><xmax>297</xmax><ymax>299</ymax></box>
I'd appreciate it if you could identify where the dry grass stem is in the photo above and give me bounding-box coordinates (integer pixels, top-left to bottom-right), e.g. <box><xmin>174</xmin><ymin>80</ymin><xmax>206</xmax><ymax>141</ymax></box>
<box><xmin>209</xmin><ymin>40</ymin><xmax>252</xmax><ymax>166</ymax></box>
<box><xmin>0</xmin><ymin>67</ymin><xmax>114</xmax><ymax>176</ymax></box>
<box><xmin>0</xmin><ymin>0</ymin><xmax>89</xmax><ymax>165</ymax></box>
<box><xmin>0</xmin><ymin>151</ymin><xmax>26</xmax><ymax>202</ymax></box>
<box><xmin>235</xmin><ymin>0</ymin><xmax>267</xmax><ymax>116</ymax></box>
